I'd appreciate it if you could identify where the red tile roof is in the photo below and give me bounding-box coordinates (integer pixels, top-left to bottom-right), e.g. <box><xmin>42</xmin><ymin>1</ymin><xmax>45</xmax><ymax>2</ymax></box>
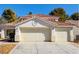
<box><xmin>0</xmin><ymin>14</ymin><xmax>78</xmax><ymax>28</ymax></box>
<box><xmin>17</xmin><ymin>14</ymin><xmax>59</xmax><ymax>23</ymax></box>
<box><xmin>66</xmin><ymin>20</ymin><xmax>79</xmax><ymax>27</ymax></box>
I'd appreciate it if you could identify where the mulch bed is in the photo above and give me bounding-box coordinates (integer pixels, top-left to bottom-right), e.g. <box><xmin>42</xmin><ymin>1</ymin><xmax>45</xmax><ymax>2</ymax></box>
<box><xmin>74</xmin><ymin>39</ymin><xmax>79</xmax><ymax>44</ymax></box>
<box><xmin>71</xmin><ymin>39</ymin><xmax>79</xmax><ymax>48</ymax></box>
<box><xmin>0</xmin><ymin>43</ymin><xmax>16</xmax><ymax>54</ymax></box>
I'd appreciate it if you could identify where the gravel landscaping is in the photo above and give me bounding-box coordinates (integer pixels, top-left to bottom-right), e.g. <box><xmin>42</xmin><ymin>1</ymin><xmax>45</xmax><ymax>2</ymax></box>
<box><xmin>0</xmin><ymin>43</ymin><xmax>16</xmax><ymax>54</ymax></box>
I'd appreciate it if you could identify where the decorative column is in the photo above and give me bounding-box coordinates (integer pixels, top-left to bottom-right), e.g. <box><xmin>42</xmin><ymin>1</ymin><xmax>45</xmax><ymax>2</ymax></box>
<box><xmin>70</xmin><ymin>28</ymin><xmax>75</xmax><ymax>41</ymax></box>
<box><xmin>15</xmin><ymin>27</ymin><xmax>21</xmax><ymax>42</ymax></box>
<box><xmin>1</xmin><ymin>29</ymin><xmax>5</xmax><ymax>39</ymax></box>
<box><xmin>51</xmin><ymin>28</ymin><xmax>55</xmax><ymax>42</ymax></box>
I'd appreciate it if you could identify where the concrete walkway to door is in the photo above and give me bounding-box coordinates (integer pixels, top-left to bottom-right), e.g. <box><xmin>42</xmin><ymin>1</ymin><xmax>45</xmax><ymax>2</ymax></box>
<box><xmin>10</xmin><ymin>42</ymin><xmax>79</xmax><ymax>54</ymax></box>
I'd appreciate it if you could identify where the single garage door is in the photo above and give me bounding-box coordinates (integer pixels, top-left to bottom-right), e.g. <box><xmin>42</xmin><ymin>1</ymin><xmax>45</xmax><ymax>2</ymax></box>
<box><xmin>20</xmin><ymin>28</ymin><xmax>51</xmax><ymax>42</ymax></box>
<box><xmin>55</xmin><ymin>28</ymin><xmax>68</xmax><ymax>42</ymax></box>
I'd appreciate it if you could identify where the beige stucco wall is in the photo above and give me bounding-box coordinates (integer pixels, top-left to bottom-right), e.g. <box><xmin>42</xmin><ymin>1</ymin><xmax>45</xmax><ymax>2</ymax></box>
<box><xmin>18</xmin><ymin>19</ymin><xmax>51</xmax><ymax>28</ymax></box>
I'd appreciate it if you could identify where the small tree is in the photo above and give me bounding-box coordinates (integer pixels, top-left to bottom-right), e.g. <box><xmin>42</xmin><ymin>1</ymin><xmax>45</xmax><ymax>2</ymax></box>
<box><xmin>28</xmin><ymin>12</ymin><xmax>32</xmax><ymax>15</ymax></box>
<box><xmin>2</xmin><ymin>9</ymin><xmax>17</xmax><ymax>23</ymax></box>
<box><xmin>70</xmin><ymin>12</ymin><xmax>79</xmax><ymax>20</ymax></box>
<box><xmin>0</xmin><ymin>16</ymin><xmax>8</xmax><ymax>24</ymax></box>
<box><xmin>59</xmin><ymin>15</ymin><xmax>66</xmax><ymax>22</ymax></box>
<box><xmin>49</xmin><ymin>8</ymin><xmax>66</xmax><ymax>16</ymax></box>
<box><xmin>49</xmin><ymin>8</ymin><xmax>69</xmax><ymax>21</ymax></box>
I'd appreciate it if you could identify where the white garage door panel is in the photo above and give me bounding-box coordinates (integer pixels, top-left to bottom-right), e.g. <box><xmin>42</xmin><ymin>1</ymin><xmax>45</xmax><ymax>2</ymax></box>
<box><xmin>21</xmin><ymin>28</ymin><xmax>51</xmax><ymax>42</ymax></box>
<box><xmin>55</xmin><ymin>31</ymin><xmax>67</xmax><ymax>42</ymax></box>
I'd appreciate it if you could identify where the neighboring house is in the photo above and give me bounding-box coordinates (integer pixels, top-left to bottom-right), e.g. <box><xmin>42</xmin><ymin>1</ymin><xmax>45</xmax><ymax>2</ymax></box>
<box><xmin>0</xmin><ymin>14</ymin><xmax>78</xmax><ymax>42</ymax></box>
<box><xmin>66</xmin><ymin>20</ymin><xmax>79</xmax><ymax>39</ymax></box>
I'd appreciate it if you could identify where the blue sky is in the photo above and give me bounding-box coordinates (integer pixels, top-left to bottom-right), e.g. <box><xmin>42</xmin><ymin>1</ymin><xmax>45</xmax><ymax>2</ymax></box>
<box><xmin>0</xmin><ymin>4</ymin><xmax>78</xmax><ymax>16</ymax></box>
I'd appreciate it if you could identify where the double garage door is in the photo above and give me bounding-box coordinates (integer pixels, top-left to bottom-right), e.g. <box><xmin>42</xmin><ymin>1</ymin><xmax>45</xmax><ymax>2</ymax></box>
<box><xmin>20</xmin><ymin>28</ymin><xmax>51</xmax><ymax>42</ymax></box>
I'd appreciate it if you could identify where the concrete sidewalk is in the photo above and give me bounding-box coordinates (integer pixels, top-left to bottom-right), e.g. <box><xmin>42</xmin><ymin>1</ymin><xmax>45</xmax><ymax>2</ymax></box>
<box><xmin>10</xmin><ymin>42</ymin><xmax>79</xmax><ymax>54</ymax></box>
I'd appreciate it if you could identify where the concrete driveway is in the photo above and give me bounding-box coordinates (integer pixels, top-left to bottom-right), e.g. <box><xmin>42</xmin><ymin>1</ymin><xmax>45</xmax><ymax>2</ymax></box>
<box><xmin>10</xmin><ymin>42</ymin><xmax>79</xmax><ymax>54</ymax></box>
